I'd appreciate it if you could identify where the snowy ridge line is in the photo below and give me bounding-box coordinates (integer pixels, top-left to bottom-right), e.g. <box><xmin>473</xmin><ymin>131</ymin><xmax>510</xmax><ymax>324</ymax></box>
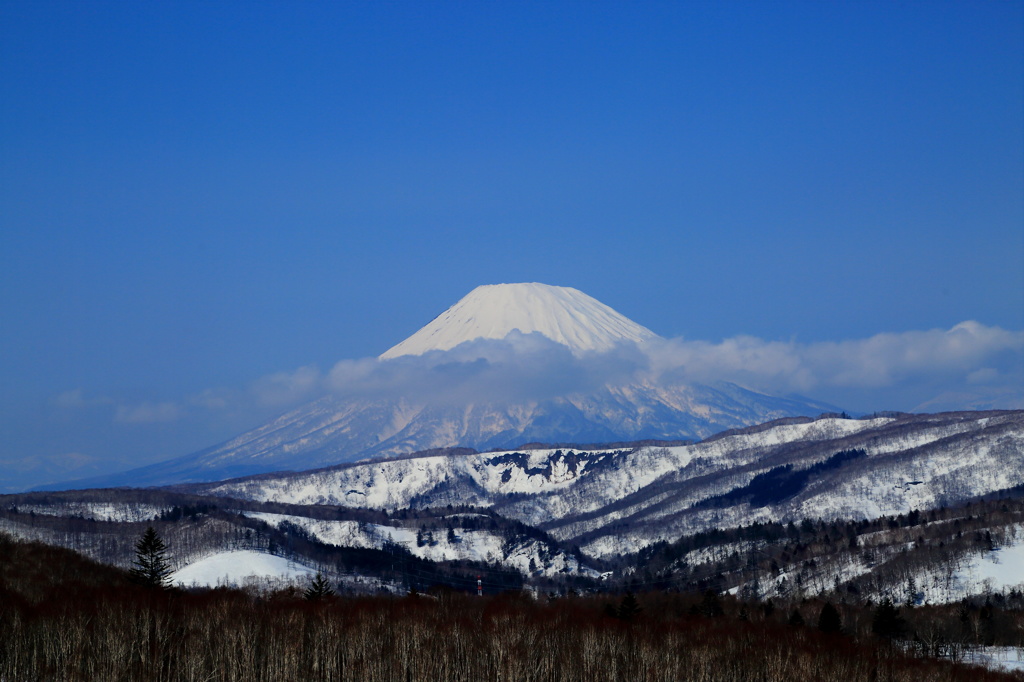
<box><xmin>4</xmin><ymin>414</ymin><xmax>1024</xmax><ymax>601</ymax></box>
<box><xmin>572</xmin><ymin>414</ymin><xmax>1024</xmax><ymax>557</ymax></box>
<box><xmin>198</xmin><ymin>415</ymin><xmax>892</xmax><ymax>510</ymax></box>
<box><xmin>225</xmin><ymin>412</ymin><xmax>1019</xmax><ymax>558</ymax></box>
<box><xmin>190</xmin><ymin>415</ymin><xmax>902</xmax><ymax>537</ymax></box>
<box><xmin>198</xmin><ymin>445</ymin><xmax>633</xmax><ymax>509</ymax></box>
<box><xmin>9</xmin><ymin>502</ymin><xmax>170</xmax><ymax>523</ymax></box>
<box><xmin>158</xmin><ymin>411</ymin><xmax>1024</xmax><ymax>561</ymax></box>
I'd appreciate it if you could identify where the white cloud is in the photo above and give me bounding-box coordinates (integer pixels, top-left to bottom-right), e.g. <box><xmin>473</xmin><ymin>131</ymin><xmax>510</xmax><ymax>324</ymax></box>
<box><xmin>53</xmin><ymin>389</ymin><xmax>112</xmax><ymax>409</ymax></box>
<box><xmin>798</xmin><ymin>321</ymin><xmax>1023</xmax><ymax>388</ymax></box>
<box><xmin>0</xmin><ymin>451</ymin><xmax>96</xmax><ymax>475</ymax></box>
<box><xmin>322</xmin><ymin>321</ymin><xmax>1024</xmax><ymax>412</ymax></box>
<box><xmin>189</xmin><ymin>388</ymin><xmax>233</xmax><ymax>410</ymax></box>
<box><xmin>68</xmin><ymin>321</ymin><xmax>1022</xmax><ymax>430</ymax></box>
<box><xmin>250</xmin><ymin>365</ymin><xmax>322</xmax><ymax>406</ymax></box>
<box><xmin>53</xmin><ymin>389</ymin><xmax>88</xmax><ymax>408</ymax></box>
<box><xmin>646</xmin><ymin>321</ymin><xmax>1024</xmax><ymax>395</ymax></box>
<box><xmin>114</xmin><ymin>401</ymin><xmax>181</xmax><ymax>424</ymax></box>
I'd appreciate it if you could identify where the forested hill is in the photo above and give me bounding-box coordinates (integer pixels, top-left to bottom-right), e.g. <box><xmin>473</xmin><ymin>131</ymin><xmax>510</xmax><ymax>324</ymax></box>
<box><xmin>2</xmin><ymin>531</ymin><xmax>1023</xmax><ymax>681</ymax></box>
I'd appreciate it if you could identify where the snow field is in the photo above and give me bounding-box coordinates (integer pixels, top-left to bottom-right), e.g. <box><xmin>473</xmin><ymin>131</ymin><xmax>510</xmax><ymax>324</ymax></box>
<box><xmin>171</xmin><ymin>550</ymin><xmax>318</xmax><ymax>588</ymax></box>
<box><xmin>961</xmin><ymin>647</ymin><xmax>1024</xmax><ymax>674</ymax></box>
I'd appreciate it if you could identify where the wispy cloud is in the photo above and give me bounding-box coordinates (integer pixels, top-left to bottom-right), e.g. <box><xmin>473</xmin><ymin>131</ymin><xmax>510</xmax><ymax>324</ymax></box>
<box><xmin>646</xmin><ymin>321</ymin><xmax>1024</xmax><ymax>395</ymax></box>
<box><xmin>52</xmin><ymin>389</ymin><xmax>112</xmax><ymax>409</ymax></box>
<box><xmin>55</xmin><ymin>390</ymin><xmax>185</xmax><ymax>424</ymax></box>
<box><xmin>53</xmin><ymin>321</ymin><xmax>1024</xmax><ymax>429</ymax></box>
<box><xmin>114</xmin><ymin>401</ymin><xmax>181</xmax><ymax>424</ymax></box>
<box><xmin>251</xmin><ymin>365</ymin><xmax>322</xmax><ymax>406</ymax></box>
<box><xmin>323</xmin><ymin>321</ymin><xmax>1023</xmax><ymax>411</ymax></box>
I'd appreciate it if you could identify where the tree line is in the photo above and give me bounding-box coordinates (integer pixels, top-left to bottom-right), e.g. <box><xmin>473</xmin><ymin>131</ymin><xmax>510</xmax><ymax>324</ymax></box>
<box><xmin>3</xmin><ymin>532</ymin><xmax>1022</xmax><ymax>682</ymax></box>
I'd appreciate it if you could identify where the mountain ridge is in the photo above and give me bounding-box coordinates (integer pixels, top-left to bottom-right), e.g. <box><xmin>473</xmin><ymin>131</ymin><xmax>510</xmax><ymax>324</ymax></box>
<box><xmin>178</xmin><ymin>410</ymin><xmax>1024</xmax><ymax>559</ymax></box>
<box><xmin>11</xmin><ymin>409</ymin><xmax>1024</xmax><ymax>608</ymax></box>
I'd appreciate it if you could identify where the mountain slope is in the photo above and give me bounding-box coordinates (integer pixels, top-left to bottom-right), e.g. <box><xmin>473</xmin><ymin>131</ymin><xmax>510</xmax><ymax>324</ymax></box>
<box><xmin>189</xmin><ymin>411</ymin><xmax>1024</xmax><ymax>558</ymax></box>
<box><xmin>46</xmin><ymin>283</ymin><xmax>838</xmax><ymax>489</ymax></box>
<box><xmin>50</xmin><ymin>381</ymin><xmax>835</xmax><ymax>489</ymax></box>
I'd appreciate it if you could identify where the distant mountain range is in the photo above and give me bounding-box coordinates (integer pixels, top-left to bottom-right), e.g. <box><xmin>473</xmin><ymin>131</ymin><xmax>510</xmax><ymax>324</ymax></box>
<box><xmin>9</xmin><ymin>409</ymin><xmax>1023</xmax><ymax>603</ymax></box>
<box><xmin>45</xmin><ymin>283</ymin><xmax>838</xmax><ymax>489</ymax></box>
<box><xmin>185</xmin><ymin>410</ymin><xmax>1024</xmax><ymax>558</ymax></box>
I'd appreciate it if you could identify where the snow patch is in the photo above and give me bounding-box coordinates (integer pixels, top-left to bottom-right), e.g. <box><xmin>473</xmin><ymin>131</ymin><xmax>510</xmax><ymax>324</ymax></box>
<box><xmin>171</xmin><ymin>550</ymin><xmax>318</xmax><ymax>587</ymax></box>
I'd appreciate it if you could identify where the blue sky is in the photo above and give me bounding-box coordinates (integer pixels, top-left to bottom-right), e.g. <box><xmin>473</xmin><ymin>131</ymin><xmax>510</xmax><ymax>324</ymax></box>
<box><xmin>1</xmin><ymin>1</ymin><xmax>1022</xmax><ymax>491</ymax></box>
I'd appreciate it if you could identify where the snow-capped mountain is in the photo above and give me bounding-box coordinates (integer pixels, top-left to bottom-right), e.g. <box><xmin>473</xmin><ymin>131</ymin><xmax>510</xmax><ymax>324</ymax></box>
<box><xmin>48</xmin><ymin>283</ymin><xmax>836</xmax><ymax>489</ymax></box>
<box><xmin>380</xmin><ymin>283</ymin><xmax>658</xmax><ymax>358</ymax></box>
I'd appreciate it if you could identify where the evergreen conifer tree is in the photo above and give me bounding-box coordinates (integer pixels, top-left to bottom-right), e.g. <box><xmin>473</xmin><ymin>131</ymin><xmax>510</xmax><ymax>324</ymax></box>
<box><xmin>616</xmin><ymin>592</ymin><xmax>642</xmax><ymax>621</ymax></box>
<box><xmin>698</xmin><ymin>590</ymin><xmax>724</xmax><ymax>618</ymax></box>
<box><xmin>871</xmin><ymin>597</ymin><xmax>906</xmax><ymax>638</ymax></box>
<box><xmin>304</xmin><ymin>572</ymin><xmax>335</xmax><ymax>601</ymax></box>
<box><xmin>817</xmin><ymin>602</ymin><xmax>842</xmax><ymax>634</ymax></box>
<box><xmin>129</xmin><ymin>526</ymin><xmax>171</xmax><ymax>589</ymax></box>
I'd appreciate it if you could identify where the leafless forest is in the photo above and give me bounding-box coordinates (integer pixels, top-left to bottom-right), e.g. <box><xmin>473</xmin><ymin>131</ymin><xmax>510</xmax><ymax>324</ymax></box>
<box><xmin>3</xmin><ymin>533</ymin><xmax>1023</xmax><ymax>682</ymax></box>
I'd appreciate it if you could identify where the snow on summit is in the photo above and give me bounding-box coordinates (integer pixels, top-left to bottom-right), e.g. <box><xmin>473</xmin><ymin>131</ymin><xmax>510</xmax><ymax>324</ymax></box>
<box><xmin>380</xmin><ymin>283</ymin><xmax>659</xmax><ymax>359</ymax></box>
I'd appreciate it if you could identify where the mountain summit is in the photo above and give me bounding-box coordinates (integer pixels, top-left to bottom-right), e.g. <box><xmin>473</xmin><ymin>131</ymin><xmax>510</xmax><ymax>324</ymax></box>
<box><xmin>380</xmin><ymin>283</ymin><xmax>658</xmax><ymax>359</ymax></box>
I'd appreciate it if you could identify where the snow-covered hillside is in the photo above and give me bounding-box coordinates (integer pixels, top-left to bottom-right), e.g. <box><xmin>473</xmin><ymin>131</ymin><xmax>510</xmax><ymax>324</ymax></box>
<box><xmin>11</xmin><ymin>501</ymin><xmax>168</xmax><ymax>523</ymax></box>
<box><xmin>919</xmin><ymin>538</ymin><xmax>1024</xmax><ymax>603</ymax></box>
<box><xmin>195</xmin><ymin>411</ymin><xmax>1024</xmax><ymax>558</ymax></box>
<box><xmin>244</xmin><ymin>511</ymin><xmax>597</xmax><ymax>578</ymax></box>
<box><xmin>197</xmin><ymin>416</ymin><xmax>892</xmax><ymax>514</ymax></box>
<box><xmin>4</xmin><ymin>410</ymin><xmax>1023</xmax><ymax>603</ymax></box>
<box><xmin>553</xmin><ymin>412</ymin><xmax>1024</xmax><ymax>556</ymax></box>
<box><xmin>380</xmin><ymin>283</ymin><xmax>658</xmax><ymax>359</ymax></box>
<box><xmin>663</xmin><ymin>514</ymin><xmax>1024</xmax><ymax>608</ymax></box>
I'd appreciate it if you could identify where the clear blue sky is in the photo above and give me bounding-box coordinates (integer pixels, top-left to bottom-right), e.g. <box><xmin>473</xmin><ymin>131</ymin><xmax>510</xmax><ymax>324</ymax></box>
<box><xmin>1</xmin><ymin>1</ymin><xmax>1022</xmax><ymax>490</ymax></box>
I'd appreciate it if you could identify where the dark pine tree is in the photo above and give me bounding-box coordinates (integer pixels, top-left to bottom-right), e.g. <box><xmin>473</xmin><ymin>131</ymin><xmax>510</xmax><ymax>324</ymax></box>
<box><xmin>817</xmin><ymin>602</ymin><xmax>842</xmax><ymax>634</ymax></box>
<box><xmin>698</xmin><ymin>590</ymin><xmax>724</xmax><ymax>618</ymax></box>
<box><xmin>871</xmin><ymin>597</ymin><xmax>906</xmax><ymax>639</ymax></box>
<box><xmin>304</xmin><ymin>573</ymin><xmax>335</xmax><ymax>601</ymax></box>
<box><xmin>129</xmin><ymin>526</ymin><xmax>171</xmax><ymax>589</ymax></box>
<box><xmin>617</xmin><ymin>592</ymin><xmax>642</xmax><ymax>621</ymax></box>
